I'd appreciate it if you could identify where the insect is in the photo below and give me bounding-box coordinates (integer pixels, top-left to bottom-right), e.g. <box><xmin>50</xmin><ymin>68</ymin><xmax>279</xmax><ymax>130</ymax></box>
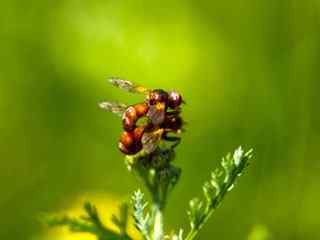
<box><xmin>99</xmin><ymin>78</ymin><xmax>184</xmax><ymax>155</ymax></box>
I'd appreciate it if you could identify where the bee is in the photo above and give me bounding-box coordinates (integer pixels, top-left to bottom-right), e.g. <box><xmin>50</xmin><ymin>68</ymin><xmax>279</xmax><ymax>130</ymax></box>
<box><xmin>99</xmin><ymin>78</ymin><xmax>184</xmax><ymax>155</ymax></box>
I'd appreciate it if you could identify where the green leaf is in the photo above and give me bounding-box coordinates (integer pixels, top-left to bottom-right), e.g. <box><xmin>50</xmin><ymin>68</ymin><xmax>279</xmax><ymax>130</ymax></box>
<box><xmin>131</xmin><ymin>189</ymin><xmax>151</xmax><ymax>240</ymax></box>
<box><xmin>187</xmin><ymin>198</ymin><xmax>204</xmax><ymax>230</ymax></box>
<box><xmin>185</xmin><ymin>147</ymin><xmax>254</xmax><ymax>240</ymax></box>
<box><xmin>44</xmin><ymin>202</ymin><xmax>129</xmax><ymax>240</ymax></box>
<box><xmin>111</xmin><ymin>202</ymin><xmax>130</xmax><ymax>236</ymax></box>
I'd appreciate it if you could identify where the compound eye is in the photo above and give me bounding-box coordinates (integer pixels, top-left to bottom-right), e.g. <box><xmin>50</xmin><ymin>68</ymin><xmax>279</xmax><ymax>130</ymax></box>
<box><xmin>168</xmin><ymin>91</ymin><xmax>182</xmax><ymax>109</ymax></box>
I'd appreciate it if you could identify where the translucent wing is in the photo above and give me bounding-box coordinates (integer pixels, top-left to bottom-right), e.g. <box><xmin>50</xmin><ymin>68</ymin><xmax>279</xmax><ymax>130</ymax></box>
<box><xmin>99</xmin><ymin>101</ymin><xmax>128</xmax><ymax>117</ymax></box>
<box><xmin>147</xmin><ymin>102</ymin><xmax>166</xmax><ymax>126</ymax></box>
<box><xmin>141</xmin><ymin>129</ymin><xmax>164</xmax><ymax>154</ymax></box>
<box><xmin>108</xmin><ymin>78</ymin><xmax>149</xmax><ymax>94</ymax></box>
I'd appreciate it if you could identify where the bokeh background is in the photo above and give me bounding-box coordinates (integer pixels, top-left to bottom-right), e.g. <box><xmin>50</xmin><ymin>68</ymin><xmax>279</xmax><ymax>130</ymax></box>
<box><xmin>1</xmin><ymin>0</ymin><xmax>320</xmax><ymax>239</ymax></box>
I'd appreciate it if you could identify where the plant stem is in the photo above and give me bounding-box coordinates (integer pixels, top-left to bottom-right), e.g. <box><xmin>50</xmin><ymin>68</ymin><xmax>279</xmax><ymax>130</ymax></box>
<box><xmin>153</xmin><ymin>204</ymin><xmax>164</xmax><ymax>240</ymax></box>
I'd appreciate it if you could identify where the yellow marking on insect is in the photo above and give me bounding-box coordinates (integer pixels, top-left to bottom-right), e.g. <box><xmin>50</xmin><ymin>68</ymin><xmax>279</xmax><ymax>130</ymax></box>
<box><xmin>155</xmin><ymin>102</ymin><xmax>165</xmax><ymax>110</ymax></box>
<box><xmin>154</xmin><ymin>128</ymin><xmax>164</xmax><ymax>136</ymax></box>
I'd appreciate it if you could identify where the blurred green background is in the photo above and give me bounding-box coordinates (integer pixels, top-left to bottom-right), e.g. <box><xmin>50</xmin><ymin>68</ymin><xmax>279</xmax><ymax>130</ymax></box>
<box><xmin>1</xmin><ymin>0</ymin><xmax>320</xmax><ymax>239</ymax></box>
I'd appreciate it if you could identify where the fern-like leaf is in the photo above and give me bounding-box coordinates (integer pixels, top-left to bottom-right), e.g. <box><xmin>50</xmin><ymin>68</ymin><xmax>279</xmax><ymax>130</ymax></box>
<box><xmin>45</xmin><ymin>202</ymin><xmax>132</xmax><ymax>240</ymax></box>
<box><xmin>185</xmin><ymin>147</ymin><xmax>253</xmax><ymax>240</ymax></box>
<box><xmin>131</xmin><ymin>189</ymin><xmax>151</xmax><ymax>240</ymax></box>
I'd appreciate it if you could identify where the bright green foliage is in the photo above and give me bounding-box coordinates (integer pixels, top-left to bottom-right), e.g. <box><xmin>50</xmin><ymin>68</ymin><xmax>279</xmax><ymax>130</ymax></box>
<box><xmin>111</xmin><ymin>202</ymin><xmax>130</xmax><ymax>237</ymax></box>
<box><xmin>132</xmin><ymin>190</ymin><xmax>151</xmax><ymax>240</ymax></box>
<box><xmin>46</xmin><ymin>202</ymin><xmax>132</xmax><ymax>240</ymax></box>
<box><xmin>170</xmin><ymin>229</ymin><xmax>184</xmax><ymax>240</ymax></box>
<box><xmin>127</xmin><ymin>146</ymin><xmax>182</xmax><ymax>240</ymax></box>
<box><xmin>185</xmin><ymin>147</ymin><xmax>253</xmax><ymax>240</ymax></box>
<box><xmin>46</xmin><ymin>146</ymin><xmax>253</xmax><ymax>240</ymax></box>
<box><xmin>125</xmin><ymin>147</ymin><xmax>181</xmax><ymax>209</ymax></box>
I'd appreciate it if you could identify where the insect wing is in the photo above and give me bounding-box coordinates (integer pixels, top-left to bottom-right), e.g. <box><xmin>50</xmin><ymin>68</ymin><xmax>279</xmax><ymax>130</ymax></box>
<box><xmin>141</xmin><ymin>129</ymin><xmax>164</xmax><ymax>154</ymax></box>
<box><xmin>99</xmin><ymin>101</ymin><xmax>128</xmax><ymax>117</ymax></box>
<box><xmin>147</xmin><ymin>102</ymin><xmax>166</xmax><ymax>126</ymax></box>
<box><xmin>108</xmin><ymin>78</ymin><xmax>148</xmax><ymax>94</ymax></box>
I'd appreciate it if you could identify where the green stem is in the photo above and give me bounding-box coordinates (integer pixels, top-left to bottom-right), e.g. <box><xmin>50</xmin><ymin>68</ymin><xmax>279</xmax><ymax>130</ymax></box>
<box><xmin>153</xmin><ymin>204</ymin><xmax>164</xmax><ymax>240</ymax></box>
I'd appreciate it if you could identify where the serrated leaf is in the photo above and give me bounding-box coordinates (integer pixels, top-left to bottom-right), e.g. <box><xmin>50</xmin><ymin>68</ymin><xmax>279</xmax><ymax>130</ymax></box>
<box><xmin>131</xmin><ymin>190</ymin><xmax>151</xmax><ymax>240</ymax></box>
<box><xmin>188</xmin><ymin>198</ymin><xmax>204</xmax><ymax>229</ymax></box>
<box><xmin>185</xmin><ymin>147</ymin><xmax>254</xmax><ymax>240</ymax></box>
<box><xmin>111</xmin><ymin>202</ymin><xmax>129</xmax><ymax>236</ymax></box>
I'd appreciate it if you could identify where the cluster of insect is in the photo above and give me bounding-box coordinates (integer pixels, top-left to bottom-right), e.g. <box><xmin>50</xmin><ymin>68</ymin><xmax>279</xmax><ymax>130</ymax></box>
<box><xmin>99</xmin><ymin>78</ymin><xmax>185</xmax><ymax>155</ymax></box>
